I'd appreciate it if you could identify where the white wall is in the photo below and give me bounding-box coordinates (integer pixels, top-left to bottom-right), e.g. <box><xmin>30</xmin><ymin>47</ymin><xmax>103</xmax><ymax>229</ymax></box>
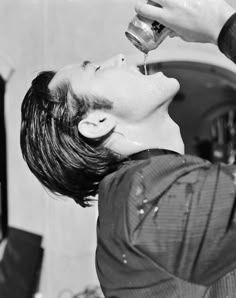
<box><xmin>0</xmin><ymin>0</ymin><xmax>236</xmax><ymax>297</ymax></box>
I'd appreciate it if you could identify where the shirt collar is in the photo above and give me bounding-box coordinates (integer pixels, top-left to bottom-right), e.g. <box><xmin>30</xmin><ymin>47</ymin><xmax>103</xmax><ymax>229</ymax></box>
<box><xmin>127</xmin><ymin>148</ymin><xmax>179</xmax><ymax>161</ymax></box>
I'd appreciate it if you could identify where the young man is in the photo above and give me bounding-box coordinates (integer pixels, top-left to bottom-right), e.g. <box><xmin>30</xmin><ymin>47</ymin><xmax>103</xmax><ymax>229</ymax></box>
<box><xmin>21</xmin><ymin>56</ymin><xmax>183</xmax><ymax>207</ymax></box>
<box><xmin>21</xmin><ymin>0</ymin><xmax>236</xmax><ymax>296</ymax></box>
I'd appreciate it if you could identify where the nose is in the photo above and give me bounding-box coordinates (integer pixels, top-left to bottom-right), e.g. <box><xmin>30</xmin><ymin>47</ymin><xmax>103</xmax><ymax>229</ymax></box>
<box><xmin>100</xmin><ymin>54</ymin><xmax>126</xmax><ymax>69</ymax></box>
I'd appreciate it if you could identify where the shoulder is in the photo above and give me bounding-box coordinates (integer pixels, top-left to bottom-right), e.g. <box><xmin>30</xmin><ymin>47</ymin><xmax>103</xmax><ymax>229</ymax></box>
<box><xmin>98</xmin><ymin>159</ymin><xmax>149</xmax><ymax>208</ymax></box>
<box><xmin>98</xmin><ymin>154</ymin><xmax>212</xmax><ymax>214</ymax></box>
<box><xmin>135</xmin><ymin>154</ymin><xmax>211</xmax><ymax>201</ymax></box>
<box><xmin>100</xmin><ymin>154</ymin><xmax>211</xmax><ymax>194</ymax></box>
<box><xmin>99</xmin><ymin>153</ymin><xmax>236</xmax><ymax>210</ymax></box>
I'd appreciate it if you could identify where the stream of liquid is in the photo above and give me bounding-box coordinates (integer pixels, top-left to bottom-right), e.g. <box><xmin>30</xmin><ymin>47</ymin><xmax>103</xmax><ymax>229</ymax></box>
<box><xmin>144</xmin><ymin>53</ymin><xmax>148</xmax><ymax>75</ymax></box>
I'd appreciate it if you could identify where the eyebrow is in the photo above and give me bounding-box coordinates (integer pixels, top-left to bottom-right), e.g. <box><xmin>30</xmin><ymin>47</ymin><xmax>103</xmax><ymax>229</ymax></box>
<box><xmin>81</xmin><ymin>60</ymin><xmax>92</xmax><ymax>69</ymax></box>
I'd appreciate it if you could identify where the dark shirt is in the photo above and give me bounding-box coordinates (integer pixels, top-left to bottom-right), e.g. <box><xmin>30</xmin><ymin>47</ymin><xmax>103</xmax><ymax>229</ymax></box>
<box><xmin>96</xmin><ymin>153</ymin><xmax>236</xmax><ymax>297</ymax></box>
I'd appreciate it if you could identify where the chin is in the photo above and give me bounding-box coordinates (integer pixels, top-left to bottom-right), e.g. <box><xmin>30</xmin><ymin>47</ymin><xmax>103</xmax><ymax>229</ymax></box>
<box><xmin>165</xmin><ymin>81</ymin><xmax>180</xmax><ymax>104</ymax></box>
<box><xmin>170</xmin><ymin>77</ymin><xmax>180</xmax><ymax>93</ymax></box>
<box><xmin>166</xmin><ymin>78</ymin><xmax>180</xmax><ymax>102</ymax></box>
<box><xmin>152</xmin><ymin>72</ymin><xmax>180</xmax><ymax>96</ymax></box>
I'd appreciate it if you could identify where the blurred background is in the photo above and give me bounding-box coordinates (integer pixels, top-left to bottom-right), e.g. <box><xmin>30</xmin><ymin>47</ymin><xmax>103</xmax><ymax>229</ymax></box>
<box><xmin>0</xmin><ymin>0</ymin><xmax>236</xmax><ymax>297</ymax></box>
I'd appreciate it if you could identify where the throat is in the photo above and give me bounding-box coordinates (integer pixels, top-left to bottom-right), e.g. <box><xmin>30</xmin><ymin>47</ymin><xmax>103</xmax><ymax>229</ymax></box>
<box><xmin>105</xmin><ymin>114</ymin><xmax>185</xmax><ymax>156</ymax></box>
<box><xmin>127</xmin><ymin>115</ymin><xmax>185</xmax><ymax>155</ymax></box>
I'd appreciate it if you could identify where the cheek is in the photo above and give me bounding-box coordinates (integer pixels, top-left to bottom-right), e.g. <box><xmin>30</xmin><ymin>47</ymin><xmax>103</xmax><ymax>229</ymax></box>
<box><xmin>112</xmin><ymin>98</ymin><xmax>139</xmax><ymax>119</ymax></box>
<box><xmin>110</xmin><ymin>79</ymin><xmax>158</xmax><ymax>119</ymax></box>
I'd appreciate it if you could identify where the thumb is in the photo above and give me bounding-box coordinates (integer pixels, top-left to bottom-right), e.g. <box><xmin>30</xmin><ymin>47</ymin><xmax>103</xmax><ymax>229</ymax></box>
<box><xmin>134</xmin><ymin>2</ymin><xmax>168</xmax><ymax>26</ymax></box>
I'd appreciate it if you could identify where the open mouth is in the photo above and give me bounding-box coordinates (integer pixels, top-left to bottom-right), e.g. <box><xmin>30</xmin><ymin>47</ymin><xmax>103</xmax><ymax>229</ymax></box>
<box><xmin>128</xmin><ymin>65</ymin><xmax>145</xmax><ymax>75</ymax></box>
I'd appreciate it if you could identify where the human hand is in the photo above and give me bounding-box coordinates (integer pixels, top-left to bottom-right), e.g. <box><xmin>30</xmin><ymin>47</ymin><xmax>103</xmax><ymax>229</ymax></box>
<box><xmin>135</xmin><ymin>0</ymin><xmax>235</xmax><ymax>44</ymax></box>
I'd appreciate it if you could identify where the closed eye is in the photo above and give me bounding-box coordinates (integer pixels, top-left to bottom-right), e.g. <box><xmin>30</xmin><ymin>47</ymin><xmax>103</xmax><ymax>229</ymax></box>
<box><xmin>95</xmin><ymin>66</ymin><xmax>101</xmax><ymax>72</ymax></box>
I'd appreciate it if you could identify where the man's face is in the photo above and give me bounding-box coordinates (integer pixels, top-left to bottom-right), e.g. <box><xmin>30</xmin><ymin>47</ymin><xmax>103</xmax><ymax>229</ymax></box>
<box><xmin>49</xmin><ymin>54</ymin><xmax>180</xmax><ymax>122</ymax></box>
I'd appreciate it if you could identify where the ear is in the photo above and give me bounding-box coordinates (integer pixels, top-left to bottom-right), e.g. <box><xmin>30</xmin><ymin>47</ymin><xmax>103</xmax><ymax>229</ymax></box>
<box><xmin>78</xmin><ymin>111</ymin><xmax>116</xmax><ymax>139</ymax></box>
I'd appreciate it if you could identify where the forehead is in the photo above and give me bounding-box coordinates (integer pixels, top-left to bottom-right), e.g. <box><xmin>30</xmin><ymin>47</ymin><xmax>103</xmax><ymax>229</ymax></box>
<box><xmin>48</xmin><ymin>63</ymin><xmax>84</xmax><ymax>90</ymax></box>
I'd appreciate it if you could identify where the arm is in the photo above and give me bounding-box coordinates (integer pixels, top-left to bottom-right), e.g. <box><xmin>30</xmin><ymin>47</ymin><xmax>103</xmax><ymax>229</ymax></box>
<box><xmin>135</xmin><ymin>0</ymin><xmax>236</xmax><ymax>62</ymax></box>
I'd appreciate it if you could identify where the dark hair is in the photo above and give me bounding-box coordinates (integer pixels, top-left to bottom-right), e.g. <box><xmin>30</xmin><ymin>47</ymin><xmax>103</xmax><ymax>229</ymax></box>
<box><xmin>20</xmin><ymin>71</ymin><xmax>124</xmax><ymax>207</ymax></box>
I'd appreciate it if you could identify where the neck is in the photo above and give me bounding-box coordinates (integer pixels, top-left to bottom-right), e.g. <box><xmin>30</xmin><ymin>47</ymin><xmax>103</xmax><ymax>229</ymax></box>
<box><xmin>106</xmin><ymin>112</ymin><xmax>185</xmax><ymax>156</ymax></box>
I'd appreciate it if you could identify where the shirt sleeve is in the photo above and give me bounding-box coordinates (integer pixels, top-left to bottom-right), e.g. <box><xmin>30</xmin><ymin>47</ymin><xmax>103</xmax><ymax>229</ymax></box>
<box><xmin>218</xmin><ymin>13</ymin><xmax>236</xmax><ymax>63</ymax></box>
